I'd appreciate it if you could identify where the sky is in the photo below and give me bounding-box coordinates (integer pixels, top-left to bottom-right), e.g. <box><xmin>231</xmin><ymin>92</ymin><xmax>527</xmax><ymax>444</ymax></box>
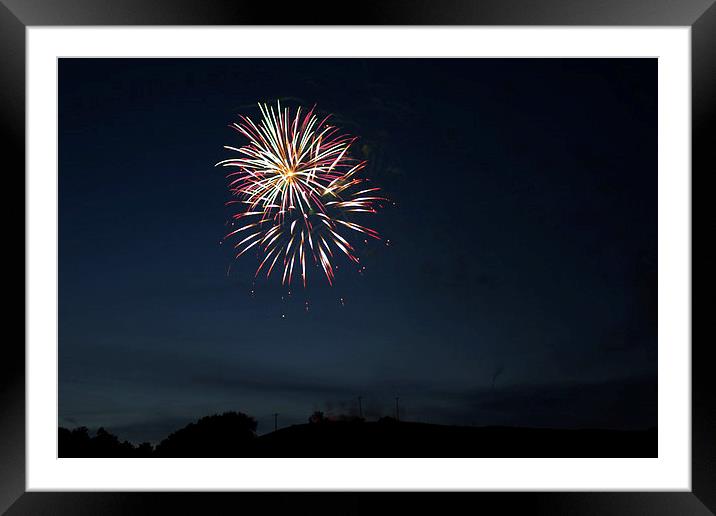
<box><xmin>59</xmin><ymin>58</ymin><xmax>657</xmax><ymax>443</ymax></box>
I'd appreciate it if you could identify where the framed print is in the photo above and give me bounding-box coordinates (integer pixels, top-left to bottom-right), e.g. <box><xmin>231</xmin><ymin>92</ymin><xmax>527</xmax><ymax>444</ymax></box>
<box><xmin>4</xmin><ymin>0</ymin><xmax>710</xmax><ymax>514</ymax></box>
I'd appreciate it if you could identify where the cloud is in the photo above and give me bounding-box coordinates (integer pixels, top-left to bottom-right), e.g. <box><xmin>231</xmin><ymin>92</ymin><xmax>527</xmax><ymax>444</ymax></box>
<box><xmin>190</xmin><ymin>372</ymin><xmax>358</xmax><ymax>398</ymax></box>
<box><xmin>422</xmin><ymin>373</ymin><xmax>657</xmax><ymax>430</ymax></box>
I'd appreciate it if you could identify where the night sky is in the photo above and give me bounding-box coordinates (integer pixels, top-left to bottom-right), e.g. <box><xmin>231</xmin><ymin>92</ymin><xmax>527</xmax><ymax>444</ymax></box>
<box><xmin>59</xmin><ymin>58</ymin><xmax>657</xmax><ymax>443</ymax></box>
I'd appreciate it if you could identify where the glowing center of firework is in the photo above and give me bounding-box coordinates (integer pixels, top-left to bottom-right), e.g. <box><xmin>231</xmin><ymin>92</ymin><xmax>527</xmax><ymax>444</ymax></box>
<box><xmin>217</xmin><ymin>101</ymin><xmax>386</xmax><ymax>287</ymax></box>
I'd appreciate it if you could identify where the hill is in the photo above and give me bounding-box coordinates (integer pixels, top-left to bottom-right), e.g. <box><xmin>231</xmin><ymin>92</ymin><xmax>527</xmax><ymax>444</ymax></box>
<box><xmin>253</xmin><ymin>420</ymin><xmax>656</xmax><ymax>457</ymax></box>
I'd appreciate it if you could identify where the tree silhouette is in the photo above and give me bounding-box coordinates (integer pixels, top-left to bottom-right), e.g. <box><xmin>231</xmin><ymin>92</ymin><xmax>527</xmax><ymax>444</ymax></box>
<box><xmin>59</xmin><ymin>426</ymin><xmax>151</xmax><ymax>457</ymax></box>
<box><xmin>154</xmin><ymin>411</ymin><xmax>257</xmax><ymax>457</ymax></box>
<box><xmin>58</xmin><ymin>426</ymin><xmax>91</xmax><ymax>457</ymax></box>
<box><xmin>308</xmin><ymin>411</ymin><xmax>326</xmax><ymax>424</ymax></box>
<box><xmin>135</xmin><ymin>442</ymin><xmax>154</xmax><ymax>457</ymax></box>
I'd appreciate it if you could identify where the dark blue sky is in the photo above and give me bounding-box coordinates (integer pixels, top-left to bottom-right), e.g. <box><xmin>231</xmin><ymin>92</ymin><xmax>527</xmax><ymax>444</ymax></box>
<box><xmin>59</xmin><ymin>58</ymin><xmax>657</xmax><ymax>442</ymax></box>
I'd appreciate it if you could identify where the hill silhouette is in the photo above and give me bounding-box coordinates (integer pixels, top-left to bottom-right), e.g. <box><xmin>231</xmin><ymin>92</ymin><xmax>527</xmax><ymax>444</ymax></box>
<box><xmin>59</xmin><ymin>411</ymin><xmax>656</xmax><ymax>458</ymax></box>
<box><xmin>253</xmin><ymin>419</ymin><xmax>655</xmax><ymax>457</ymax></box>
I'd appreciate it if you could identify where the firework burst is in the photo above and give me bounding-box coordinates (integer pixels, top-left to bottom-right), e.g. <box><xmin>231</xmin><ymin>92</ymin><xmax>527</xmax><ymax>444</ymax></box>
<box><xmin>217</xmin><ymin>101</ymin><xmax>386</xmax><ymax>286</ymax></box>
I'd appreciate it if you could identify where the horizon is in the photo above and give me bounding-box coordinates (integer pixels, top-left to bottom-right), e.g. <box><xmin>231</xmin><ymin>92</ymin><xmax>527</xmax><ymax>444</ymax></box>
<box><xmin>60</xmin><ymin>408</ymin><xmax>658</xmax><ymax>449</ymax></box>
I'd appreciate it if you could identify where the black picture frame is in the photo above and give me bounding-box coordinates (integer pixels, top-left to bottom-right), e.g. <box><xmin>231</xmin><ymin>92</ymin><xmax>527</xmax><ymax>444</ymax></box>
<box><xmin>3</xmin><ymin>1</ymin><xmax>709</xmax><ymax>514</ymax></box>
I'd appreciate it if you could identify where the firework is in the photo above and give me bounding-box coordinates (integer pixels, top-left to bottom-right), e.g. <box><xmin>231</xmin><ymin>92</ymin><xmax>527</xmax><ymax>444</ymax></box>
<box><xmin>217</xmin><ymin>101</ymin><xmax>386</xmax><ymax>286</ymax></box>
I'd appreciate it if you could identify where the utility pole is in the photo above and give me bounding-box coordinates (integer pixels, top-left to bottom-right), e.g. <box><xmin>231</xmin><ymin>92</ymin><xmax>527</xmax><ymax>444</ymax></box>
<box><xmin>358</xmin><ymin>396</ymin><xmax>363</xmax><ymax>419</ymax></box>
<box><xmin>395</xmin><ymin>397</ymin><xmax>400</xmax><ymax>422</ymax></box>
<box><xmin>274</xmin><ymin>413</ymin><xmax>279</xmax><ymax>432</ymax></box>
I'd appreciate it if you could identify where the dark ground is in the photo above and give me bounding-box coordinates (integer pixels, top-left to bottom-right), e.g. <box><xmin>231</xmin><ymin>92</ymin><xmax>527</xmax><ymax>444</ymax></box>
<box><xmin>253</xmin><ymin>421</ymin><xmax>656</xmax><ymax>458</ymax></box>
<box><xmin>59</xmin><ymin>412</ymin><xmax>656</xmax><ymax>458</ymax></box>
